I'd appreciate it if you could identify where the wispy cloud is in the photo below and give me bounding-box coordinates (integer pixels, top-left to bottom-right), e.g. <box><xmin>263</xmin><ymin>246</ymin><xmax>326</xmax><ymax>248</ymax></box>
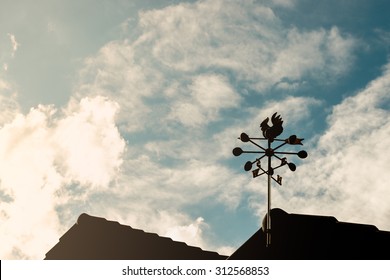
<box><xmin>76</xmin><ymin>0</ymin><xmax>356</xmax><ymax>134</ymax></box>
<box><xmin>270</xmin><ymin>0</ymin><xmax>296</xmax><ymax>8</ymax></box>
<box><xmin>7</xmin><ymin>33</ymin><xmax>20</xmax><ymax>58</ymax></box>
<box><xmin>270</xmin><ymin>62</ymin><xmax>390</xmax><ymax>229</ymax></box>
<box><xmin>0</xmin><ymin>80</ymin><xmax>20</xmax><ymax>125</ymax></box>
<box><xmin>168</xmin><ymin>74</ymin><xmax>241</xmax><ymax>127</ymax></box>
<box><xmin>137</xmin><ymin>0</ymin><xmax>356</xmax><ymax>90</ymax></box>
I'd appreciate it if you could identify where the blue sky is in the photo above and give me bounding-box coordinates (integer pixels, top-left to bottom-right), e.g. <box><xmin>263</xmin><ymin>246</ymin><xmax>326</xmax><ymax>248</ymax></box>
<box><xmin>1</xmin><ymin>0</ymin><xmax>390</xmax><ymax>259</ymax></box>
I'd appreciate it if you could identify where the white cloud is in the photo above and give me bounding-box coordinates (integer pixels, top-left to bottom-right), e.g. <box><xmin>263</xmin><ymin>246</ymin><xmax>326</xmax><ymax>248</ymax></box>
<box><xmin>7</xmin><ymin>33</ymin><xmax>20</xmax><ymax>58</ymax></box>
<box><xmin>190</xmin><ymin>74</ymin><xmax>240</xmax><ymax>110</ymax></box>
<box><xmin>0</xmin><ymin>107</ymin><xmax>63</xmax><ymax>259</ymax></box>
<box><xmin>271</xmin><ymin>27</ymin><xmax>356</xmax><ymax>84</ymax></box>
<box><xmin>137</xmin><ymin>0</ymin><xmax>356</xmax><ymax>90</ymax></box>
<box><xmin>169</xmin><ymin>102</ymin><xmax>206</xmax><ymax>127</ymax></box>
<box><xmin>76</xmin><ymin>40</ymin><xmax>163</xmax><ymax>132</ymax></box>
<box><xmin>0</xmin><ymin>34</ymin><xmax>19</xmax><ymax>73</ymax></box>
<box><xmin>265</xmin><ymin>62</ymin><xmax>390</xmax><ymax>230</ymax></box>
<box><xmin>168</xmin><ymin>74</ymin><xmax>241</xmax><ymax>127</ymax></box>
<box><xmin>75</xmin><ymin>0</ymin><xmax>356</xmax><ymax>134</ymax></box>
<box><xmin>164</xmin><ymin>216</ymin><xmax>207</xmax><ymax>248</ymax></box>
<box><xmin>0</xmin><ymin>80</ymin><xmax>10</xmax><ymax>91</ymax></box>
<box><xmin>0</xmin><ymin>96</ymin><xmax>125</xmax><ymax>259</ymax></box>
<box><xmin>54</xmin><ymin>96</ymin><xmax>125</xmax><ymax>188</ymax></box>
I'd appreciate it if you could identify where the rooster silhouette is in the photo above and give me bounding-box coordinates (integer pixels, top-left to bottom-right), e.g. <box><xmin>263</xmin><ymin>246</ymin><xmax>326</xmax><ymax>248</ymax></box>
<box><xmin>260</xmin><ymin>112</ymin><xmax>283</xmax><ymax>141</ymax></box>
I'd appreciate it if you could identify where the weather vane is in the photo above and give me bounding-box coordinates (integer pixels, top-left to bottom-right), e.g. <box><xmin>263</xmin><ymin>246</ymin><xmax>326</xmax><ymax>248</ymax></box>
<box><xmin>232</xmin><ymin>112</ymin><xmax>307</xmax><ymax>247</ymax></box>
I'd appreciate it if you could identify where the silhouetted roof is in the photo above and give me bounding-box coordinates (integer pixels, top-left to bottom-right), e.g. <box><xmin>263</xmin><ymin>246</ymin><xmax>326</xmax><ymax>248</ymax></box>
<box><xmin>229</xmin><ymin>208</ymin><xmax>390</xmax><ymax>259</ymax></box>
<box><xmin>45</xmin><ymin>213</ymin><xmax>227</xmax><ymax>260</ymax></box>
<box><xmin>45</xmin><ymin>209</ymin><xmax>390</xmax><ymax>260</ymax></box>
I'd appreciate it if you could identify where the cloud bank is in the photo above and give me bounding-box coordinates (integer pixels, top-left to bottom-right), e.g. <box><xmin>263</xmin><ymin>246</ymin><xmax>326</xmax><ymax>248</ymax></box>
<box><xmin>0</xmin><ymin>96</ymin><xmax>125</xmax><ymax>259</ymax></box>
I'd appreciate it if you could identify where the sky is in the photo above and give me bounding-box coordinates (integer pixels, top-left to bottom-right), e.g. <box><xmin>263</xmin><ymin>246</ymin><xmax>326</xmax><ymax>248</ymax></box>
<box><xmin>0</xmin><ymin>0</ymin><xmax>390</xmax><ymax>259</ymax></box>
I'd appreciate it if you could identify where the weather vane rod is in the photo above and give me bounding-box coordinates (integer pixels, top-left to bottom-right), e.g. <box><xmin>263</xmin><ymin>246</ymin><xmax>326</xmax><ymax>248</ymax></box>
<box><xmin>232</xmin><ymin>112</ymin><xmax>307</xmax><ymax>247</ymax></box>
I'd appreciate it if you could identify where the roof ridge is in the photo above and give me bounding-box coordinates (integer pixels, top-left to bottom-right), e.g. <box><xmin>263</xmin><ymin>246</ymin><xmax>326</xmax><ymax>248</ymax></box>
<box><xmin>46</xmin><ymin>212</ymin><xmax>227</xmax><ymax>259</ymax></box>
<box><xmin>280</xmin><ymin>209</ymin><xmax>384</xmax><ymax>232</ymax></box>
<box><xmin>77</xmin><ymin>213</ymin><xmax>173</xmax><ymax>240</ymax></box>
<box><xmin>75</xmin><ymin>213</ymin><xmax>224</xmax><ymax>256</ymax></box>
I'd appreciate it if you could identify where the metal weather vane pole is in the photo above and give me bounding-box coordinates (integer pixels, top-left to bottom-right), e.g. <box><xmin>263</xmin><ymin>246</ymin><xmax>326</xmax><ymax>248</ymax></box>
<box><xmin>232</xmin><ymin>112</ymin><xmax>308</xmax><ymax>247</ymax></box>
